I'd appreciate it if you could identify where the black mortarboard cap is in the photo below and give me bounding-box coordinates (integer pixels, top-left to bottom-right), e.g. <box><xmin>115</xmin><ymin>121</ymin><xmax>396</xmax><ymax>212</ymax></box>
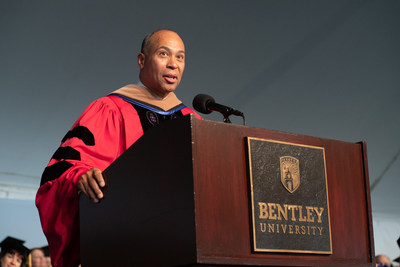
<box><xmin>41</xmin><ymin>245</ymin><xmax>50</xmax><ymax>257</ymax></box>
<box><xmin>0</xmin><ymin>236</ymin><xmax>30</xmax><ymax>259</ymax></box>
<box><xmin>395</xmin><ymin>236</ymin><xmax>400</xmax><ymax>262</ymax></box>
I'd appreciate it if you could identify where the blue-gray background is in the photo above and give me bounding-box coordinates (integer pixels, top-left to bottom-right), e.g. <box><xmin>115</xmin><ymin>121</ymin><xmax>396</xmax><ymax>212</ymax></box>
<box><xmin>1</xmin><ymin>0</ymin><xmax>399</xmax><ymax>262</ymax></box>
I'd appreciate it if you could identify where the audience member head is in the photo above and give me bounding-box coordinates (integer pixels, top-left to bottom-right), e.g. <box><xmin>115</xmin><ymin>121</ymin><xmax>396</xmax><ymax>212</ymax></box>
<box><xmin>27</xmin><ymin>248</ymin><xmax>46</xmax><ymax>267</ymax></box>
<box><xmin>0</xmin><ymin>236</ymin><xmax>29</xmax><ymax>267</ymax></box>
<box><xmin>375</xmin><ymin>254</ymin><xmax>391</xmax><ymax>267</ymax></box>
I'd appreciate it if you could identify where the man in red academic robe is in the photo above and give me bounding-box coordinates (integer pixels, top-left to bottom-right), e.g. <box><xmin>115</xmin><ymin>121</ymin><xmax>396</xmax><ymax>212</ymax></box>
<box><xmin>36</xmin><ymin>29</ymin><xmax>201</xmax><ymax>267</ymax></box>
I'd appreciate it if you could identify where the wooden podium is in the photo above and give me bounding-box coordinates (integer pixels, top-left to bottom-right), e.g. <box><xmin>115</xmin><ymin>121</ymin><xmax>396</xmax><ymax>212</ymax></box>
<box><xmin>80</xmin><ymin>115</ymin><xmax>374</xmax><ymax>266</ymax></box>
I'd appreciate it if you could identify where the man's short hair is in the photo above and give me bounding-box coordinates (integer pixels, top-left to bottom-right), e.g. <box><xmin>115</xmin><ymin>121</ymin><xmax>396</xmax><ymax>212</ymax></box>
<box><xmin>140</xmin><ymin>28</ymin><xmax>177</xmax><ymax>54</ymax></box>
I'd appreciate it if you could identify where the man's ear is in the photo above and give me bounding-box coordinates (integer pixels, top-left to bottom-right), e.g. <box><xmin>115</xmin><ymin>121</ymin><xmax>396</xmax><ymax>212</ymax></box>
<box><xmin>137</xmin><ymin>53</ymin><xmax>145</xmax><ymax>69</ymax></box>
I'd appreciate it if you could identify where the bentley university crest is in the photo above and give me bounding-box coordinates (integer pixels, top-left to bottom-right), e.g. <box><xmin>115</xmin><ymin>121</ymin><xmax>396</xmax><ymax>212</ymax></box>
<box><xmin>280</xmin><ymin>156</ymin><xmax>300</xmax><ymax>193</ymax></box>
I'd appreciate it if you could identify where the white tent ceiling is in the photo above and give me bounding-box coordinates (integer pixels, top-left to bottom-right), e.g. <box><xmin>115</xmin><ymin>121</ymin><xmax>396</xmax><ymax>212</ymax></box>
<box><xmin>1</xmin><ymin>0</ymin><xmax>399</xmax><ymax>262</ymax></box>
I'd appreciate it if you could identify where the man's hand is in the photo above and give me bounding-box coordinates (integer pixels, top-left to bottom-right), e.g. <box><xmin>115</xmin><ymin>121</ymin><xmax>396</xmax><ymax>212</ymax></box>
<box><xmin>77</xmin><ymin>168</ymin><xmax>105</xmax><ymax>203</ymax></box>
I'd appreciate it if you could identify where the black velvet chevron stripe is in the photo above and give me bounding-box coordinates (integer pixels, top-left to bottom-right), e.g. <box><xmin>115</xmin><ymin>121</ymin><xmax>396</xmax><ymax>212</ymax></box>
<box><xmin>52</xmin><ymin>146</ymin><xmax>81</xmax><ymax>160</ymax></box>
<box><xmin>62</xmin><ymin>126</ymin><xmax>95</xmax><ymax>146</ymax></box>
<box><xmin>40</xmin><ymin>161</ymin><xmax>73</xmax><ymax>186</ymax></box>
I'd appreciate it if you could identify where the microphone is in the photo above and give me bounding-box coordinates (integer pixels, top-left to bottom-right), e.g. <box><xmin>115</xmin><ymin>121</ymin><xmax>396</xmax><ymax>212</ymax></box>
<box><xmin>192</xmin><ymin>94</ymin><xmax>245</xmax><ymax>124</ymax></box>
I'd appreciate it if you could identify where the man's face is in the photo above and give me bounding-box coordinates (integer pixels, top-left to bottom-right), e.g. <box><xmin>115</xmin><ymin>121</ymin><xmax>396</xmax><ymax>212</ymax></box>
<box><xmin>0</xmin><ymin>250</ymin><xmax>23</xmax><ymax>267</ymax></box>
<box><xmin>31</xmin><ymin>249</ymin><xmax>46</xmax><ymax>267</ymax></box>
<box><xmin>138</xmin><ymin>30</ymin><xmax>185</xmax><ymax>98</ymax></box>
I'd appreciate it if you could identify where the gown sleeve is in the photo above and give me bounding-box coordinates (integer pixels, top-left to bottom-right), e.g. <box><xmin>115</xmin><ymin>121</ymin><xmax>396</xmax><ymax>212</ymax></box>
<box><xmin>35</xmin><ymin>95</ymin><xmax>143</xmax><ymax>267</ymax></box>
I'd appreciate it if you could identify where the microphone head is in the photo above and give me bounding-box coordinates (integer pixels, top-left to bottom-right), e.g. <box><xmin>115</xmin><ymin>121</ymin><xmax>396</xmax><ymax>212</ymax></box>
<box><xmin>192</xmin><ymin>94</ymin><xmax>215</xmax><ymax>114</ymax></box>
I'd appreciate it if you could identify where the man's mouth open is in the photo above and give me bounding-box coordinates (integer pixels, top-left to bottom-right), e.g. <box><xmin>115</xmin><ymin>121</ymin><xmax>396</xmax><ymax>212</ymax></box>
<box><xmin>164</xmin><ymin>74</ymin><xmax>177</xmax><ymax>83</ymax></box>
